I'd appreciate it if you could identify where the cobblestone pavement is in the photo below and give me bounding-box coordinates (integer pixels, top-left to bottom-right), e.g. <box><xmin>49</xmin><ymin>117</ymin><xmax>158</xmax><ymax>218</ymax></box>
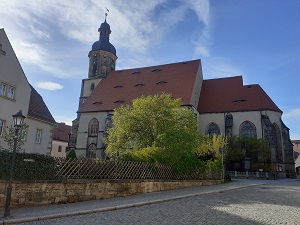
<box><xmin>9</xmin><ymin>180</ymin><xmax>300</xmax><ymax>225</ymax></box>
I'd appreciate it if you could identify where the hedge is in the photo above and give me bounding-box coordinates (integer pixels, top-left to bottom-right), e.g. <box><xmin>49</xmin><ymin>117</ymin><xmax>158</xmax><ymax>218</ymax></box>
<box><xmin>0</xmin><ymin>150</ymin><xmax>57</xmax><ymax>180</ymax></box>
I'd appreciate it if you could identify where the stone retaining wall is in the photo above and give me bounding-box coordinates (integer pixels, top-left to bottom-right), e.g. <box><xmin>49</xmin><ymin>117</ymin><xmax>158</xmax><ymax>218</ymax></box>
<box><xmin>0</xmin><ymin>179</ymin><xmax>222</xmax><ymax>208</ymax></box>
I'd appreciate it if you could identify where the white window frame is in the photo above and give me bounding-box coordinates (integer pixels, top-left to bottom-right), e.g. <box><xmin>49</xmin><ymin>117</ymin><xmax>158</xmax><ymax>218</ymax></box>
<box><xmin>0</xmin><ymin>82</ymin><xmax>16</xmax><ymax>100</ymax></box>
<box><xmin>0</xmin><ymin>82</ymin><xmax>7</xmax><ymax>96</ymax></box>
<box><xmin>21</xmin><ymin>126</ymin><xmax>28</xmax><ymax>141</ymax></box>
<box><xmin>0</xmin><ymin>119</ymin><xmax>5</xmax><ymax>136</ymax></box>
<box><xmin>7</xmin><ymin>86</ymin><xmax>15</xmax><ymax>99</ymax></box>
<box><xmin>35</xmin><ymin>129</ymin><xmax>42</xmax><ymax>143</ymax></box>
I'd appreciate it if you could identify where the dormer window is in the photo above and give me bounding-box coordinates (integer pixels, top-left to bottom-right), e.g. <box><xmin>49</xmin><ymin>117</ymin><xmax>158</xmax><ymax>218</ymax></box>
<box><xmin>156</xmin><ymin>81</ymin><xmax>167</xmax><ymax>84</ymax></box>
<box><xmin>152</xmin><ymin>69</ymin><xmax>162</xmax><ymax>72</ymax></box>
<box><xmin>233</xmin><ymin>99</ymin><xmax>246</xmax><ymax>103</ymax></box>
<box><xmin>92</xmin><ymin>101</ymin><xmax>103</xmax><ymax>105</ymax></box>
<box><xmin>132</xmin><ymin>71</ymin><xmax>141</xmax><ymax>74</ymax></box>
<box><xmin>134</xmin><ymin>83</ymin><xmax>145</xmax><ymax>87</ymax></box>
<box><xmin>114</xmin><ymin>100</ymin><xmax>124</xmax><ymax>104</ymax></box>
<box><xmin>114</xmin><ymin>85</ymin><xmax>123</xmax><ymax>88</ymax></box>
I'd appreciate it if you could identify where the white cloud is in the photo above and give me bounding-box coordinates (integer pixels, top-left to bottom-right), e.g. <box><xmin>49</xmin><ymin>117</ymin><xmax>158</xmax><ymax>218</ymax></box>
<box><xmin>290</xmin><ymin>133</ymin><xmax>300</xmax><ymax>140</ymax></box>
<box><xmin>36</xmin><ymin>81</ymin><xmax>63</xmax><ymax>91</ymax></box>
<box><xmin>187</xmin><ymin>0</ymin><xmax>211</xmax><ymax>57</ymax></box>
<box><xmin>202</xmin><ymin>57</ymin><xmax>243</xmax><ymax>79</ymax></box>
<box><xmin>282</xmin><ymin>109</ymin><xmax>300</xmax><ymax>140</ymax></box>
<box><xmin>0</xmin><ymin>0</ymin><xmax>211</xmax><ymax>78</ymax></box>
<box><xmin>283</xmin><ymin>109</ymin><xmax>300</xmax><ymax>119</ymax></box>
<box><xmin>53</xmin><ymin>115</ymin><xmax>74</xmax><ymax>126</ymax></box>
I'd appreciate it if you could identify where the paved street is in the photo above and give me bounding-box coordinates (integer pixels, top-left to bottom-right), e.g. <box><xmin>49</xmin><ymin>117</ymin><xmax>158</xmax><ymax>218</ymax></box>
<box><xmin>1</xmin><ymin>179</ymin><xmax>299</xmax><ymax>225</ymax></box>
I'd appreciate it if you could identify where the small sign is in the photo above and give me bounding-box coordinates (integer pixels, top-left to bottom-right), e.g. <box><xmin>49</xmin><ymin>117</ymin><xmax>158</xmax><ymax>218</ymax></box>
<box><xmin>259</xmin><ymin>169</ymin><xmax>263</xmax><ymax>172</ymax></box>
<box><xmin>23</xmin><ymin>159</ymin><xmax>35</xmax><ymax>162</ymax></box>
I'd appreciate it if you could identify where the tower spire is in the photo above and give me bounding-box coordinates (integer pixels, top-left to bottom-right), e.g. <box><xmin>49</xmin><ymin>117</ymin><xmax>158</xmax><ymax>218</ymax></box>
<box><xmin>105</xmin><ymin>7</ymin><xmax>109</xmax><ymax>21</ymax></box>
<box><xmin>88</xmin><ymin>12</ymin><xmax>117</xmax><ymax>79</ymax></box>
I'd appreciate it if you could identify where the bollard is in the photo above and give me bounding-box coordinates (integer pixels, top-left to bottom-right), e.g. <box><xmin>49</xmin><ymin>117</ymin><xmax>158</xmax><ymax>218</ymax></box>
<box><xmin>235</xmin><ymin>171</ymin><xmax>237</xmax><ymax>178</ymax></box>
<box><xmin>256</xmin><ymin>171</ymin><xmax>259</xmax><ymax>179</ymax></box>
<box><xmin>246</xmin><ymin>171</ymin><xmax>249</xmax><ymax>179</ymax></box>
<box><xmin>265</xmin><ymin>172</ymin><xmax>268</xmax><ymax>180</ymax></box>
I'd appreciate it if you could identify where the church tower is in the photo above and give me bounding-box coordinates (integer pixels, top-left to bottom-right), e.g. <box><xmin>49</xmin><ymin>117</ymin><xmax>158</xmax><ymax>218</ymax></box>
<box><xmin>88</xmin><ymin>18</ymin><xmax>117</xmax><ymax>78</ymax></box>
<box><xmin>78</xmin><ymin>16</ymin><xmax>117</xmax><ymax>108</ymax></box>
<box><xmin>69</xmin><ymin>16</ymin><xmax>117</xmax><ymax>150</ymax></box>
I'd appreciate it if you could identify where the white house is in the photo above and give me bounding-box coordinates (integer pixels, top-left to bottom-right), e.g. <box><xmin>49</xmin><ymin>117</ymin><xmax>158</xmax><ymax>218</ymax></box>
<box><xmin>0</xmin><ymin>29</ymin><xmax>56</xmax><ymax>155</ymax></box>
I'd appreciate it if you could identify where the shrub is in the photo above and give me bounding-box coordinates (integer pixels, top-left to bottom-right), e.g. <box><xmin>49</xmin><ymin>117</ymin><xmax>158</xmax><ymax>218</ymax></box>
<box><xmin>0</xmin><ymin>150</ymin><xmax>57</xmax><ymax>180</ymax></box>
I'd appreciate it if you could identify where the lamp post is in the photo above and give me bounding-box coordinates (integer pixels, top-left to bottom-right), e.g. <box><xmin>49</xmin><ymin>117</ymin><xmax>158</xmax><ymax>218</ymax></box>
<box><xmin>3</xmin><ymin>110</ymin><xmax>26</xmax><ymax>218</ymax></box>
<box><xmin>219</xmin><ymin>148</ymin><xmax>224</xmax><ymax>183</ymax></box>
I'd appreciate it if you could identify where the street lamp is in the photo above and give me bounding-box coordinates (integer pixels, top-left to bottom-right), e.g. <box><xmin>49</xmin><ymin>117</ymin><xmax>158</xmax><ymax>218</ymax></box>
<box><xmin>219</xmin><ymin>148</ymin><xmax>224</xmax><ymax>183</ymax></box>
<box><xmin>3</xmin><ymin>110</ymin><xmax>26</xmax><ymax>218</ymax></box>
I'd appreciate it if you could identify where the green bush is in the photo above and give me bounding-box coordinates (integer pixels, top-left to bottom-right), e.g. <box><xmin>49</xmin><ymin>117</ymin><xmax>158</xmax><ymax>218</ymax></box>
<box><xmin>0</xmin><ymin>150</ymin><xmax>57</xmax><ymax>180</ymax></box>
<box><xmin>66</xmin><ymin>149</ymin><xmax>77</xmax><ymax>159</ymax></box>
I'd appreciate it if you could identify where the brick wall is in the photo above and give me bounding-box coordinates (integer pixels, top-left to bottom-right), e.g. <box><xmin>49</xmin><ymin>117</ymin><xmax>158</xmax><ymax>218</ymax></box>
<box><xmin>0</xmin><ymin>179</ymin><xmax>222</xmax><ymax>208</ymax></box>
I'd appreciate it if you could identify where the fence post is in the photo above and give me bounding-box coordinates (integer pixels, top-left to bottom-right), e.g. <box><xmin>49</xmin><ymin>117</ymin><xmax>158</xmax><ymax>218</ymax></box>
<box><xmin>265</xmin><ymin>172</ymin><xmax>268</xmax><ymax>180</ymax></box>
<box><xmin>246</xmin><ymin>171</ymin><xmax>249</xmax><ymax>179</ymax></box>
<box><xmin>256</xmin><ymin>171</ymin><xmax>259</xmax><ymax>179</ymax></box>
<box><xmin>235</xmin><ymin>171</ymin><xmax>237</xmax><ymax>178</ymax></box>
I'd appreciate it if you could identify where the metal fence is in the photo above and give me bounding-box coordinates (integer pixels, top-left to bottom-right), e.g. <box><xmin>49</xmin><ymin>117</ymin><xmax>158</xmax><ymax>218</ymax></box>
<box><xmin>55</xmin><ymin>158</ymin><xmax>222</xmax><ymax>180</ymax></box>
<box><xmin>228</xmin><ymin>171</ymin><xmax>286</xmax><ymax>179</ymax></box>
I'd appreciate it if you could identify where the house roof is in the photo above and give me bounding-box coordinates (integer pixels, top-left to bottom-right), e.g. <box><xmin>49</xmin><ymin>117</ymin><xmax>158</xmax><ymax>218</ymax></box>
<box><xmin>197</xmin><ymin>76</ymin><xmax>282</xmax><ymax>114</ymax></box>
<box><xmin>78</xmin><ymin>59</ymin><xmax>201</xmax><ymax>113</ymax></box>
<box><xmin>28</xmin><ymin>85</ymin><xmax>56</xmax><ymax>124</ymax></box>
<box><xmin>52</xmin><ymin>123</ymin><xmax>71</xmax><ymax>142</ymax></box>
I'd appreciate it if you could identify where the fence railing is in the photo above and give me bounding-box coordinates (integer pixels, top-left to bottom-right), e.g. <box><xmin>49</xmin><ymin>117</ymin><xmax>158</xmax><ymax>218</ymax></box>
<box><xmin>228</xmin><ymin>171</ymin><xmax>286</xmax><ymax>179</ymax></box>
<box><xmin>55</xmin><ymin>158</ymin><xmax>222</xmax><ymax>180</ymax></box>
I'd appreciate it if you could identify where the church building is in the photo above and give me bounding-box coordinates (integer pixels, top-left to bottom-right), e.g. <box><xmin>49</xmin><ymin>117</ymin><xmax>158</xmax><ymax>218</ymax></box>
<box><xmin>70</xmin><ymin>18</ymin><xmax>294</xmax><ymax>176</ymax></box>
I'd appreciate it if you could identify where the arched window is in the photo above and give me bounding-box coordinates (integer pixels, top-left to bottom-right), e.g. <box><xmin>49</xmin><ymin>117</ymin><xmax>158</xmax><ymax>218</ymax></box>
<box><xmin>206</xmin><ymin>123</ymin><xmax>220</xmax><ymax>136</ymax></box>
<box><xmin>87</xmin><ymin>143</ymin><xmax>96</xmax><ymax>158</ymax></box>
<box><xmin>239</xmin><ymin>121</ymin><xmax>257</xmax><ymax>138</ymax></box>
<box><xmin>105</xmin><ymin>114</ymin><xmax>113</xmax><ymax>131</ymax></box>
<box><xmin>88</xmin><ymin>118</ymin><xmax>99</xmax><ymax>137</ymax></box>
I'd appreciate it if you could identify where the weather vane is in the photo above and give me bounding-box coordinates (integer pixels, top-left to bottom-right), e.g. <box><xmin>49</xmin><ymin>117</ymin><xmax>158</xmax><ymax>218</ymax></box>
<box><xmin>105</xmin><ymin>7</ymin><xmax>109</xmax><ymax>19</ymax></box>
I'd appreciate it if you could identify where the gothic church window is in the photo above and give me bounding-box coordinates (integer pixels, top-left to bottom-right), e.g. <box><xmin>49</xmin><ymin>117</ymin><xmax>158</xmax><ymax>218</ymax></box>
<box><xmin>239</xmin><ymin>121</ymin><xmax>257</xmax><ymax>138</ymax></box>
<box><xmin>88</xmin><ymin>118</ymin><xmax>99</xmax><ymax>137</ymax></box>
<box><xmin>206</xmin><ymin>123</ymin><xmax>220</xmax><ymax>136</ymax></box>
<box><xmin>225</xmin><ymin>113</ymin><xmax>233</xmax><ymax>137</ymax></box>
<box><xmin>87</xmin><ymin>143</ymin><xmax>96</xmax><ymax>158</ymax></box>
<box><xmin>105</xmin><ymin>114</ymin><xmax>113</xmax><ymax>131</ymax></box>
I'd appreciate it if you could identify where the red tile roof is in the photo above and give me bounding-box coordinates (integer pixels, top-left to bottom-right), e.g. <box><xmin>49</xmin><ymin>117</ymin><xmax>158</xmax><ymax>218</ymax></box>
<box><xmin>28</xmin><ymin>85</ymin><xmax>56</xmax><ymax>124</ymax></box>
<box><xmin>198</xmin><ymin>76</ymin><xmax>282</xmax><ymax>113</ymax></box>
<box><xmin>78</xmin><ymin>60</ymin><xmax>201</xmax><ymax>113</ymax></box>
<box><xmin>52</xmin><ymin>122</ymin><xmax>71</xmax><ymax>142</ymax></box>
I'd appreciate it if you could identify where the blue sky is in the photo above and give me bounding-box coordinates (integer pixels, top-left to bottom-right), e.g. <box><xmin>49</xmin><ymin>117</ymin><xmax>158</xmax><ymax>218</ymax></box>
<box><xmin>0</xmin><ymin>0</ymin><xmax>299</xmax><ymax>139</ymax></box>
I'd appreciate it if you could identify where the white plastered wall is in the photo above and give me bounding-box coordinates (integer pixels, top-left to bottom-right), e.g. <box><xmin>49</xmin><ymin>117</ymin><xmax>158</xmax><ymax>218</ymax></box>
<box><xmin>76</xmin><ymin>111</ymin><xmax>112</xmax><ymax>157</ymax></box>
<box><xmin>51</xmin><ymin>140</ymin><xmax>68</xmax><ymax>158</ymax></box>
<box><xmin>198</xmin><ymin>110</ymin><xmax>283</xmax><ymax>139</ymax></box>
